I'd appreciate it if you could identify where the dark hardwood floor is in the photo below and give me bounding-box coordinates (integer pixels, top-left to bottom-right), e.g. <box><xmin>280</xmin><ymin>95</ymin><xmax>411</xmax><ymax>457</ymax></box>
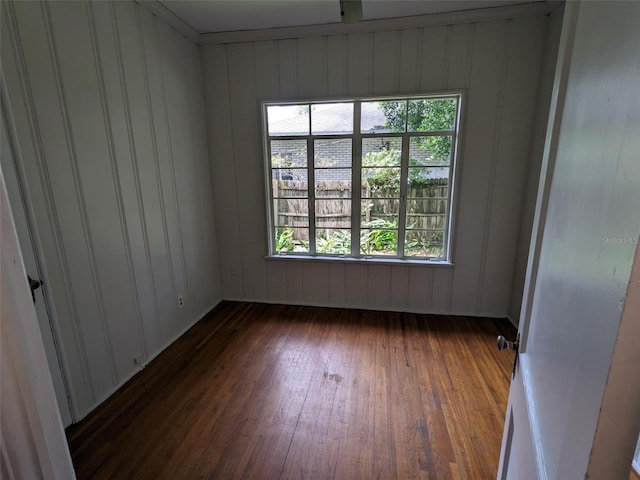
<box><xmin>66</xmin><ymin>301</ymin><xmax>517</xmax><ymax>479</ymax></box>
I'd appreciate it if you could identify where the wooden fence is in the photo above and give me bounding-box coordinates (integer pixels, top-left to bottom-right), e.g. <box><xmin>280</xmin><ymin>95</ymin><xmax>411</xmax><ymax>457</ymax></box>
<box><xmin>274</xmin><ymin>179</ymin><xmax>448</xmax><ymax>240</ymax></box>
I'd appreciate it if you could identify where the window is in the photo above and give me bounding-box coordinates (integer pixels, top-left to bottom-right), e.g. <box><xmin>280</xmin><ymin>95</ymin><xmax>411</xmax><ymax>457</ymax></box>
<box><xmin>263</xmin><ymin>94</ymin><xmax>461</xmax><ymax>262</ymax></box>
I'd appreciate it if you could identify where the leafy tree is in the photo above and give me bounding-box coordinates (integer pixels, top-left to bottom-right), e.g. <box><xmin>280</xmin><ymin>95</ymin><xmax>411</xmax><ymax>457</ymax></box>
<box><xmin>380</xmin><ymin>98</ymin><xmax>457</xmax><ymax>161</ymax></box>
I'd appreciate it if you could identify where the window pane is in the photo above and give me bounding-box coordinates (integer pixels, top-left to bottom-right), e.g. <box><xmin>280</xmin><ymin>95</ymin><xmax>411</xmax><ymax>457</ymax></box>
<box><xmin>274</xmin><ymin>227</ymin><xmax>309</xmax><ymax>253</ymax></box>
<box><xmin>362</xmin><ymin>137</ymin><xmax>402</xmax><ymax>166</ymax></box>
<box><xmin>315</xmin><ymin>169</ymin><xmax>351</xmax><ymax>197</ymax></box>
<box><xmin>271</xmin><ymin>139</ymin><xmax>307</xmax><ymax>168</ymax></box>
<box><xmin>409</xmin><ymin>136</ymin><xmax>452</xmax><ymax>165</ymax></box>
<box><xmin>360</xmin><ymin>228</ymin><xmax>398</xmax><ymax>256</ymax></box>
<box><xmin>315</xmin><ymin>199</ymin><xmax>351</xmax><ymax>228</ymax></box>
<box><xmin>362</xmin><ymin>167</ymin><xmax>401</xmax><ymax>197</ymax></box>
<box><xmin>311</xmin><ymin>103</ymin><xmax>354</xmax><ymax>134</ymax></box>
<box><xmin>361</xmin><ymin>199</ymin><xmax>400</xmax><ymax>226</ymax></box>
<box><xmin>406</xmin><ymin>212</ymin><xmax>447</xmax><ymax>231</ymax></box>
<box><xmin>407</xmin><ymin>167</ymin><xmax>449</xmax><ymax>192</ymax></box>
<box><xmin>316</xmin><ymin>229</ymin><xmax>351</xmax><ymax>255</ymax></box>
<box><xmin>407</xmin><ymin>98</ymin><xmax>457</xmax><ymax>132</ymax></box>
<box><xmin>361</xmin><ymin>100</ymin><xmax>405</xmax><ymax>133</ymax></box>
<box><xmin>265</xmin><ymin>96</ymin><xmax>459</xmax><ymax>262</ymax></box>
<box><xmin>405</xmin><ymin>230</ymin><xmax>445</xmax><ymax>258</ymax></box>
<box><xmin>273</xmin><ymin>199</ymin><xmax>308</xmax><ymax>227</ymax></box>
<box><xmin>272</xmin><ymin>171</ymin><xmax>308</xmax><ymax>197</ymax></box>
<box><xmin>314</xmin><ymin>139</ymin><xmax>351</xmax><ymax>168</ymax></box>
<box><xmin>267</xmin><ymin>105</ymin><xmax>309</xmax><ymax>136</ymax></box>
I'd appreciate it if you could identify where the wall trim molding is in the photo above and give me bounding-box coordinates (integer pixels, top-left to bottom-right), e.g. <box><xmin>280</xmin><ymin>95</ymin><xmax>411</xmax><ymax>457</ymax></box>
<box><xmin>136</xmin><ymin>0</ymin><xmax>201</xmax><ymax>45</ymax></box>
<box><xmin>199</xmin><ymin>2</ymin><xmax>559</xmax><ymax>45</ymax></box>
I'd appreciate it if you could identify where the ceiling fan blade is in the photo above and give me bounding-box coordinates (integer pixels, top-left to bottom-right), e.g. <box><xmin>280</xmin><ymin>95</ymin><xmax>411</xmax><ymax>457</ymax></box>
<box><xmin>339</xmin><ymin>0</ymin><xmax>363</xmax><ymax>24</ymax></box>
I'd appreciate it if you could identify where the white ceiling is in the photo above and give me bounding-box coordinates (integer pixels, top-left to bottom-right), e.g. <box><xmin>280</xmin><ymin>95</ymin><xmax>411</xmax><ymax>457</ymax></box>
<box><xmin>159</xmin><ymin>0</ymin><xmax>546</xmax><ymax>34</ymax></box>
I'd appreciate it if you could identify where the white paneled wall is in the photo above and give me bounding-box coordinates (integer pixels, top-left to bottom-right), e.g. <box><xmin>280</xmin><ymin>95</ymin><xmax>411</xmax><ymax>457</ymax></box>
<box><xmin>1</xmin><ymin>0</ymin><xmax>220</xmax><ymax>419</ymax></box>
<box><xmin>507</xmin><ymin>6</ymin><xmax>564</xmax><ymax>325</ymax></box>
<box><xmin>202</xmin><ymin>14</ymin><xmax>551</xmax><ymax>317</ymax></box>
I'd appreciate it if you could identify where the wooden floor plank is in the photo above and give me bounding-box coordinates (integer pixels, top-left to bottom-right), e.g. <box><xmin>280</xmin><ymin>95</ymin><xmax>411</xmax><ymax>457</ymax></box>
<box><xmin>66</xmin><ymin>301</ymin><xmax>516</xmax><ymax>479</ymax></box>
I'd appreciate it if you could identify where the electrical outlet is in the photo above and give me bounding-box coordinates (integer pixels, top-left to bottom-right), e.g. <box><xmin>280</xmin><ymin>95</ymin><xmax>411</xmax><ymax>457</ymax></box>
<box><xmin>134</xmin><ymin>354</ymin><xmax>143</xmax><ymax>366</ymax></box>
<box><xmin>178</xmin><ymin>295</ymin><xmax>184</xmax><ymax>309</ymax></box>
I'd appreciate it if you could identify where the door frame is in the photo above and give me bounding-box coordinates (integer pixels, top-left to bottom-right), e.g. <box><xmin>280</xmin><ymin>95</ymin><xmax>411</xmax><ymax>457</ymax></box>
<box><xmin>498</xmin><ymin>1</ymin><xmax>640</xmax><ymax>477</ymax></box>
<box><xmin>1</xmin><ymin>153</ymin><xmax>76</xmax><ymax>479</ymax></box>
<box><xmin>0</xmin><ymin>72</ymin><xmax>74</xmax><ymax>426</ymax></box>
<box><xmin>497</xmin><ymin>3</ymin><xmax>578</xmax><ymax>477</ymax></box>
<box><xmin>516</xmin><ymin>1</ymin><xmax>578</xmax><ymax>354</ymax></box>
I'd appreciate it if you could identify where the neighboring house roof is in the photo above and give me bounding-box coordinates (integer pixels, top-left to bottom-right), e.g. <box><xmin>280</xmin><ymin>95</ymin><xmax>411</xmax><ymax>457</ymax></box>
<box><xmin>268</xmin><ymin>103</ymin><xmax>390</xmax><ymax>135</ymax></box>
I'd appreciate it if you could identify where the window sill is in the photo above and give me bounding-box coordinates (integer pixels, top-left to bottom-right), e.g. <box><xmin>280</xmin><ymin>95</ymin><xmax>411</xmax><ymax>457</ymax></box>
<box><xmin>264</xmin><ymin>254</ymin><xmax>454</xmax><ymax>267</ymax></box>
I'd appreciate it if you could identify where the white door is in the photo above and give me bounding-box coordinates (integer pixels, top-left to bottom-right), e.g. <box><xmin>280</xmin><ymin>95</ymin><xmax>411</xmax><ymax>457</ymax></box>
<box><xmin>497</xmin><ymin>2</ymin><xmax>640</xmax><ymax>479</ymax></box>
<box><xmin>1</xmin><ymin>85</ymin><xmax>73</xmax><ymax>427</ymax></box>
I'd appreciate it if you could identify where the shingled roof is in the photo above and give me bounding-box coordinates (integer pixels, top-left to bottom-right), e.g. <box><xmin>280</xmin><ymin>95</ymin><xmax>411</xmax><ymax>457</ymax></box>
<box><xmin>268</xmin><ymin>103</ymin><xmax>390</xmax><ymax>135</ymax></box>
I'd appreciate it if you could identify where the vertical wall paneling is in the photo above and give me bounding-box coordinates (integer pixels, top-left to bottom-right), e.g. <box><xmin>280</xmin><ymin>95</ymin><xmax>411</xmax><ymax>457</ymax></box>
<box><xmin>408</xmin><ymin>266</ymin><xmax>432</xmax><ymax>312</ymax></box>
<box><xmin>420</xmin><ymin>25</ymin><xmax>448</xmax><ymax>91</ymax></box>
<box><xmin>266</xmin><ymin>261</ymin><xmax>288</xmax><ymax>303</ymax></box>
<box><xmin>301</xmin><ymin>262</ymin><xmax>329</xmax><ymax>305</ymax></box>
<box><xmin>367</xmin><ymin>265</ymin><xmax>391</xmax><ymax>309</ymax></box>
<box><xmin>481</xmin><ymin>16</ymin><xmax>546</xmax><ymax>313</ymax></box>
<box><xmin>2</xmin><ymin>1</ymin><xmax>94</xmax><ymax>414</ymax></box>
<box><xmin>201</xmin><ymin>12</ymin><xmax>551</xmax><ymax>317</ymax></box>
<box><xmin>191</xmin><ymin>47</ymin><xmax>221</xmax><ymax>310</ymax></box>
<box><xmin>297</xmin><ymin>36</ymin><xmax>327</xmax><ymax>98</ymax></box>
<box><xmin>326</xmin><ymin>35</ymin><xmax>348</xmax><ymax>97</ymax></box>
<box><xmin>201</xmin><ymin>44</ymin><xmax>243</xmax><ymax>299</ymax></box>
<box><xmin>277</xmin><ymin>39</ymin><xmax>297</xmax><ymax>99</ymax></box>
<box><xmin>445</xmin><ymin>22</ymin><xmax>475</xmax><ymax>314</ymax></box>
<box><xmin>121</xmin><ymin>1</ymin><xmax>174</xmax><ymax>348</ymax></box>
<box><xmin>254</xmin><ymin>40</ymin><xmax>279</xmax><ymax>100</ymax></box>
<box><xmin>255</xmin><ymin>40</ymin><xmax>286</xmax><ymax>303</ymax></box>
<box><xmin>347</xmin><ymin>33</ymin><xmax>373</xmax><ymax>96</ymax></box>
<box><xmin>474</xmin><ymin>20</ymin><xmax>512</xmax><ymax>313</ymax></box>
<box><xmin>372</xmin><ymin>30</ymin><xmax>399</xmax><ymax>94</ymax></box>
<box><xmin>92</xmin><ymin>1</ymin><xmax>151</xmax><ymax>362</ymax></box>
<box><xmin>450</xmin><ymin>20</ymin><xmax>508</xmax><ymax>314</ymax></box>
<box><xmin>86</xmin><ymin>1</ymin><xmax>147</xmax><ymax>371</ymax></box>
<box><xmin>389</xmin><ymin>266</ymin><xmax>409</xmax><ymax>311</ymax></box>
<box><xmin>344</xmin><ymin>264</ymin><xmax>368</xmax><ymax>307</ymax></box>
<box><xmin>398</xmin><ymin>29</ymin><xmax>421</xmax><ymax>93</ymax></box>
<box><xmin>285</xmin><ymin>262</ymin><xmax>304</xmax><ymax>302</ymax></box>
<box><xmin>327</xmin><ymin>262</ymin><xmax>346</xmax><ymax>307</ymax></box>
<box><xmin>4</xmin><ymin>0</ymin><xmax>221</xmax><ymax>419</ymax></box>
<box><xmin>446</xmin><ymin>23</ymin><xmax>473</xmax><ymax>89</ymax></box>
<box><xmin>137</xmin><ymin>6</ymin><xmax>180</xmax><ymax>339</ymax></box>
<box><xmin>226</xmin><ymin>42</ymin><xmax>268</xmax><ymax>300</ymax></box>
<box><xmin>152</xmin><ymin>13</ymin><xmax>189</xmax><ymax>322</ymax></box>
<box><xmin>160</xmin><ymin>14</ymin><xmax>219</xmax><ymax>322</ymax></box>
<box><xmin>41</xmin><ymin>1</ymin><xmax>119</xmax><ymax>396</ymax></box>
<box><xmin>429</xmin><ymin>269</ymin><xmax>450</xmax><ymax>313</ymax></box>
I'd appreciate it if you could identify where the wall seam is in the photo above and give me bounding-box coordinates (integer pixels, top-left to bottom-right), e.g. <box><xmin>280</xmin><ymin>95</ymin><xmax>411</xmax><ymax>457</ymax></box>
<box><xmin>111</xmin><ymin>1</ymin><xmax>160</xmax><ymax>356</ymax></box>
<box><xmin>448</xmin><ymin>22</ymin><xmax>476</xmax><ymax>313</ymax></box>
<box><xmin>223</xmin><ymin>44</ymin><xmax>245</xmax><ymax>298</ymax></box>
<box><xmin>86</xmin><ymin>1</ymin><xmax>147</xmax><ymax>362</ymax></box>
<box><xmin>415</xmin><ymin>28</ymin><xmax>423</xmax><ymax>92</ymax></box>
<box><xmin>153</xmin><ymin>14</ymin><xmax>189</xmax><ymax>296</ymax></box>
<box><xmin>135</xmin><ymin>2</ymin><xmax>178</xmax><ymax>338</ymax></box>
<box><xmin>42</xmin><ymin>1</ymin><xmax>118</xmax><ymax>386</ymax></box>
<box><xmin>443</xmin><ymin>25</ymin><xmax>452</xmax><ymax>88</ymax></box>
<box><xmin>475</xmin><ymin>19</ymin><xmax>512</xmax><ymax>314</ymax></box>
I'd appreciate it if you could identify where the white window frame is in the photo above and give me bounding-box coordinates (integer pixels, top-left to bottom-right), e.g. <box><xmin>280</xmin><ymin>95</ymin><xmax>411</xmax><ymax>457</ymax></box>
<box><xmin>262</xmin><ymin>93</ymin><xmax>463</xmax><ymax>264</ymax></box>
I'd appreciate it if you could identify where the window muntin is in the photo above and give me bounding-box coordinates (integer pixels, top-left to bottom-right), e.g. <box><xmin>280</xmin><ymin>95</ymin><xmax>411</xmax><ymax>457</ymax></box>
<box><xmin>264</xmin><ymin>95</ymin><xmax>460</xmax><ymax>261</ymax></box>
